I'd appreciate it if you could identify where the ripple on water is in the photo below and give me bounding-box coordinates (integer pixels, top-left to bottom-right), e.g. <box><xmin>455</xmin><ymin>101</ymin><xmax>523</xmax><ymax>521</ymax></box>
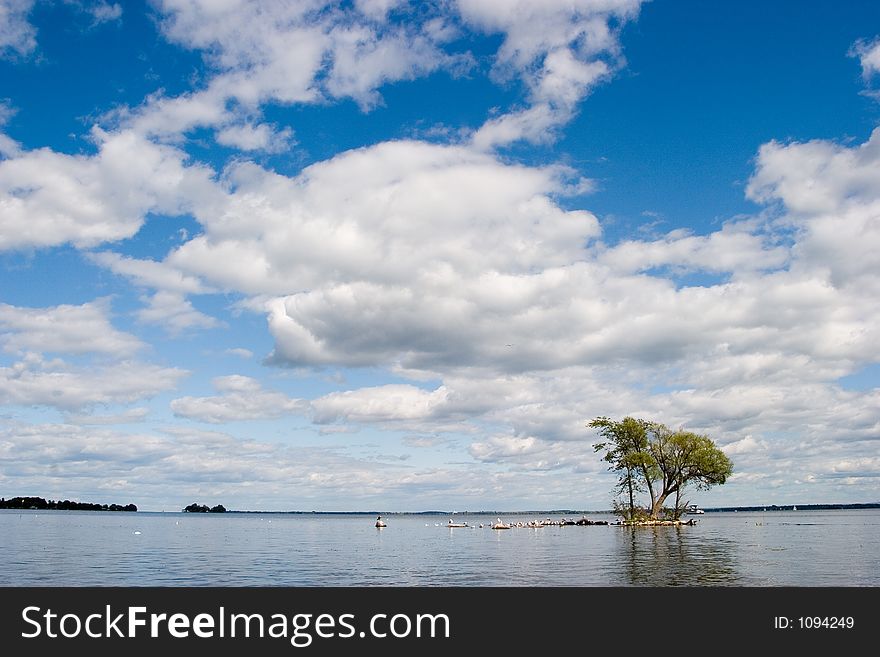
<box><xmin>1</xmin><ymin>510</ymin><xmax>878</xmax><ymax>586</ymax></box>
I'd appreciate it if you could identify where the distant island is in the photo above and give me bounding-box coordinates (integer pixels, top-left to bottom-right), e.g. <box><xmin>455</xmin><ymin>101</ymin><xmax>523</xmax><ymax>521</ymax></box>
<box><xmin>0</xmin><ymin>496</ymin><xmax>137</xmax><ymax>512</ymax></box>
<box><xmin>183</xmin><ymin>503</ymin><xmax>227</xmax><ymax>513</ymax></box>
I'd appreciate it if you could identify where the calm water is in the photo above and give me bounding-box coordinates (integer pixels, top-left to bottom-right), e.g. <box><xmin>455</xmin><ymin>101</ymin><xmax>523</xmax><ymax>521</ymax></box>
<box><xmin>2</xmin><ymin>509</ymin><xmax>878</xmax><ymax>586</ymax></box>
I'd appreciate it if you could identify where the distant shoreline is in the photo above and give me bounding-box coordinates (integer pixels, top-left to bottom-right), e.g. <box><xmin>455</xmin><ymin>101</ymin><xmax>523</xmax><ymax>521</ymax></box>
<box><xmin>2</xmin><ymin>499</ymin><xmax>878</xmax><ymax>515</ymax></box>
<box><xmin>168</xmin><ymin>502</ymin><xmax>880</xmax><ymax>514</ymax></box>
<box><xmin>701</xmin><ymin>502</ymin><xmax>880</xmax><ymax>512</ymax></box>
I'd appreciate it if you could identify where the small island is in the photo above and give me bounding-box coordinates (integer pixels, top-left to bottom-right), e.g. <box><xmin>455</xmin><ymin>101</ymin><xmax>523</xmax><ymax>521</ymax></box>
<box><xmin>590</xmin><ymin>416</ymin><xmax>733</xmax><ymax>525</ymax></box>
<box><xmin>183</xmin><ymin>503</ymin><xmax>227</xmax><ymax>513</ymax></box>
<box><xmin>0</xmin><ymin>496</ymin><xmax>137</xmax><ymax>512</ymax></box>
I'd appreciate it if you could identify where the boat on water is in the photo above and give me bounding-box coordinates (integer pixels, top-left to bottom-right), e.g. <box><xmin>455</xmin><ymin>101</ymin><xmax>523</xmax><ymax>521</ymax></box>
<box><xmin>447</xmin><ymin>519</ymin><xmax>469</xmax><ymax>528</ymax></box>
<box><xmin>375</xmin><ymin>515</ymin><xmax>386</xmax><ymax>528</ymax></box>
<box><xmin>685</xmin><ymin>504</ymin><xmax>705</xmax><ymax>515</ymax></box>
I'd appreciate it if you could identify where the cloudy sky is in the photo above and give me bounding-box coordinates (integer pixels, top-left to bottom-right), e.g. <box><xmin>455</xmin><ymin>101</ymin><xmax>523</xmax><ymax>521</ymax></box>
<box><xmin>1</xmin><ymin>0</ymin><xmax>879</xmax><ymax>512</ymax></box>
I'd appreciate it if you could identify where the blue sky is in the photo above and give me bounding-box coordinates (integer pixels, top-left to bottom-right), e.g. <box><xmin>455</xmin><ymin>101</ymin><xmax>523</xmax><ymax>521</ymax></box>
<box><xmin>2</xmin><ymin>0</ymin><xmax>880</xmax><ymax>511</ymax></box>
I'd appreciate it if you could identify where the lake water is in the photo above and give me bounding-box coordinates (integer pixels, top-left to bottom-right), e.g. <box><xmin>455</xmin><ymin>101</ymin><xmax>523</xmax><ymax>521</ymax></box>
<box><xmin>2</xmin><ymin>509</ymin><xmax>878</xmax><ymax>586</ymax></box>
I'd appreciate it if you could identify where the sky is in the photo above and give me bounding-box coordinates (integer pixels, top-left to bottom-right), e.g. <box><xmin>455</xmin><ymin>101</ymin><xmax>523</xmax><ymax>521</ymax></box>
<box><xmin>1</xmin><ymin>0</ymin><xmax>880</xmax><ymax>512</ymax></box>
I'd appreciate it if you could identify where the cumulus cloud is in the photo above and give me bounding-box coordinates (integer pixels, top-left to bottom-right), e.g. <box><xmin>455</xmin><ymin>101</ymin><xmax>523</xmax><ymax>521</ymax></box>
<box><xmin>0</xmin><ymin>355</ymin><xmax>187</xmax><ymax>410</ymax></box>
<box><xmin>0</xmin><ymin>0</ymin><xmax>36</xmax><ymax>57</ymax></box>
<box><xmin>87</xmin><ymin>253</ymin><xmax>220</xmax><ymax>335</ymax></box>
<box><xmin>135</xmin><ymin>291</ymin><xmax>221</xmax><ymax>335</ymax></box>
<box><xmin>459</xmin><ymin>0</ymin><xmax>643</xmax><ymax>148</ymax></box>
<box><xmin>111</xmin><ymin>1</ymin><xmax>642</xmax><ymax>150</ymax></box>
<box><xmin>311</xmin><ymin>384</ymin><xmax>451</xmax><ymax>425</ymax></box>
<box><xmin>171</xmin><ymin>375</ymin><xmax>306</xmax><ymax>423</ymax></box>
<box><xmin>0</xmin><ymin>129</ymin><xmax>218</xmax><ymax>250</ymax></box>
<box><xmin>0</xmin><ymin>299</ymin><xmax>143</xmax><ymax>357</ymax></box>
<box><xmin>89</xmin><ymin>252</ymin><xmax>211</xmax><ymax>295</ymax></box>
<box><xmin>0</xmin><ymin>99</ymin><xmax>20</xmax><ymax>156</ymax></box>
<box><xmin>171</xmin><ymin>376</ymin><xmax>472</xmax><ymax>434</ymax></box>
<box><xmin>747</xmin><ymin>127</ymin><xmax>880</xmax><ymax>286</ymax></box>
<box><xmin>215</xmin><ymin>122</ymin><xmax>293</xmax><ymax>153</ymax></box>
<box><xmin>598</xmin><ymin>220</ymin><xmax>789</xmax><ymax>276</ymax></box>
<box><xmin>119</xmin><ymin>0</ymin><xmax>463</xmax><ymax>146</ymax></box>
<box><xmin>155</xmin><ymin>140</ymin><xmax>599</xmax><ymax>368</ymax></box>
<box><xmin>851</xmin><ymin>37</ymin><xmax>880</xmax><ymax>80</ymax></box>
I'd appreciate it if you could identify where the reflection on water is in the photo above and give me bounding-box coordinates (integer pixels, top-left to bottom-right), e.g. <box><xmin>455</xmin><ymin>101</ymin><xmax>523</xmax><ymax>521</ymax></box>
<box><xmin>1</xmin><ymin>509</ymin><xmax>878</xmax><ymax>586</ymax></box>
<box><xmin>612</xmin><ymin>526</ymin><xmax>740</xmax><ymax>586</ymax></box>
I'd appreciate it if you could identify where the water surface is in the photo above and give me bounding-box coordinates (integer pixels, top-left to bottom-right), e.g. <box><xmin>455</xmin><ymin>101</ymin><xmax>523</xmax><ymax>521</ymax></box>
<box><xmin>2</xmin><ymin>509</ymin><xmax>877</xmax><ymax>586</ymax></box>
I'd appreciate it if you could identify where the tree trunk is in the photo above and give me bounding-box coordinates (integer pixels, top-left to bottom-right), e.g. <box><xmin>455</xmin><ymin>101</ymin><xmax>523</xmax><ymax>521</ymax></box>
<box><xmin>651</xmin><ymin>491</ymin><xmax>670</xmax><ymax>519</ymax></box>
<box><xmin>626</xmin><ymin>468</ymin><xmax>634</xmax><ymax>519</ymax></box>
<box><xmin>639</xmin><ymin>464</ymin><xmax>656</xmax><ymax>515</ymax></box>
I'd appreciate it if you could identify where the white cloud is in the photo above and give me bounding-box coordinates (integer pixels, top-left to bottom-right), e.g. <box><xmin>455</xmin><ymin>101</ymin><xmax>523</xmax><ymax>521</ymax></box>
<box><xmin>0</xmin><ymin>0</ymin><xmax>36</xmax><ymax>57</ymax></box>
<box><xmin>598</xmin><ymin>220</ymin><xmax>789</xmax><ymax>276</ymax></box>
<box><xmin>88</xmin><ymin>253</ymin><xmax>220</xmax><ymax>335</ymax></box>
<box><xmin>747</xmin><ymin>129</ymin><xmax>880</xmax><ymax>217</ymax></box>
<box><xmin>0</xmin><ymin>129</ymin><xmax>219</xmax><ymax>250</ymax></box>
<box><xmin>0</xmin><ymin>356</ymin><xmax>187</xmax><ymax>410</ymax></box>
<box><xmin>469</xmin><ymin>433</ymin><xmax>593</xmax><ymax>472</ymax></box>
<box><xmin>215</xmin><ymin>122</ymin><xmax>292</xmax><ymax>153</ymax></box>
<box><xmin>162</xmin><ymin>138</ymin><xmax>598</xmax><ymax>333</ymax></box>
<box><xmin>89</xmin><ymin>252</ymin><xmax>210</xmax><ymax>294</ymax></box>
<box><xmin>79</xmin><ymin>1</ymin><xmax>122</xmax><ymax>25</ymax></box>
<box><xmin>225</xmin><ymin>348</ymin><xmax>253</xmax><ymax>359</ymax></box>
<box><xmin>0</xmin><ymin>299</ymin><xmax>143</xmax><ymax>357</ymax></box>
<box><xmin>136</xmin><ymin>291</ymin><xmax>221</xmax><ymax>334</ymax></box>
<box><xmin>0</xmin><ymin>132</ymin><xmax>18</xmax><ymax>157</ymax></box>
<box><xmin>0</xmin><ymin>100</ymin><xmax>20</xmax><ymax>156</ymax></box>
<box><xmin>322</xmin><ymin>20</ymin><xmax>452</xmax><ymax>110</ymax></box>
<box><xmin>459</xmin><ymin>0</ymin><xmax>643</xmax><ymax>148</ymax></box>
<box><xmin>120</xmin><ymin>1</ymin><xmax>640</xmax><ymax>150</ymax></box>
<box><xmin>851</xmin><ymin>37</ymin><xmax>880</xmax><ymax>80</ymax></box>
<box><xmin>354</xmin><ymin>0</ymin><xmax>404</xmax><ymax>21</ymax></box>
<box><xmin>65</xmin><ymin>407</ymin><xmax>150</xmax><ymax>425</ymax></box>
<box><xmin>121</xmin><ymin>0</ymin><xmax>461</xmax><ymax>145</ymax></box>
<box><xmin>0</xmin><ymin>1</ymin><xmax>122</xmax><ymax>59</ymax></box>
<box><xmin>170</xmin><ymin>375</ymin><xmax>306</xmax><ymax>423</ymax></box>
<box><xmin>747</xmin><ymin>127</ymin><xmax>880</xmax><ymax>286</ymax></box>
<box><xmin>311</xmin><ymin>384</ymin><xmax>450</xmax><ymax>424</ymax></box>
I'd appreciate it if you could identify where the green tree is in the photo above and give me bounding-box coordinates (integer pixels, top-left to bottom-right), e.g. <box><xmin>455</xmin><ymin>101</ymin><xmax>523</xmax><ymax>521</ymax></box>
<box><xmin>645</xmin><ymin>425</ymin><xmax>733</xmax><ymax>519</ymax></box>
<box><xmin>590</xmin><ymin>417</ymin><xmax>733</xmax><ymax>520</ymax></box>
<box><xmin>589</xmin><ymin>416</ymin><xmax>654</xmax><ymax>520</ymax></box>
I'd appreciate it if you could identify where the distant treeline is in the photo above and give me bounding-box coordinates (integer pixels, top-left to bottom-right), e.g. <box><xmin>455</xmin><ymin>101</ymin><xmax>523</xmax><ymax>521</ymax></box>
<box><xmin>0</xmin><ymin>496</ymin><xmax>137</xmax><ymax>512</ymax></box>
<box><xmin>706</xmin><ymin>503</ymin><xmax>880</xmax><ymax>512</ymax></box>
<box><xmin>183</xmin><ymin>503</ymin><xmax>227</xmax><ymax>513</ymax></box>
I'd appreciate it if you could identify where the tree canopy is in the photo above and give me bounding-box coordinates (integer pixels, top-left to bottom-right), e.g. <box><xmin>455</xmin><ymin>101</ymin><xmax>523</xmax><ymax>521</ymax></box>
<box><xmin>589</xmin><ymin>416</ymin><xmax>733</xmax><ymax>520</ymax></box>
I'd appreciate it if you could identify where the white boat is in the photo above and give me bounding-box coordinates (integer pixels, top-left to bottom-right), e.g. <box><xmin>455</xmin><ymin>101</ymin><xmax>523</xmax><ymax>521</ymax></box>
<box><xmin>685</xmin><ymin>504</ymin><xmax>705</xmax><ymax>515</ymax></box>
<box><xmin>447</xmin><ymin>519</ymin><xmax>469</xmax><ymax>528</ymax></box>
<box><xmin>375</xmin><ymin>515</ymin><xmax>386</xmax><ymax>528</ymax></box>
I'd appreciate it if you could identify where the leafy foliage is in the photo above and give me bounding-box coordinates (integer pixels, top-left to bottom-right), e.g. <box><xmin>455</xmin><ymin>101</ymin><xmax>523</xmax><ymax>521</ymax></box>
<box><xmin>590</xmin><ymin>417</ymin><xmax>733</xmax><ymax>519</ymax></box>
